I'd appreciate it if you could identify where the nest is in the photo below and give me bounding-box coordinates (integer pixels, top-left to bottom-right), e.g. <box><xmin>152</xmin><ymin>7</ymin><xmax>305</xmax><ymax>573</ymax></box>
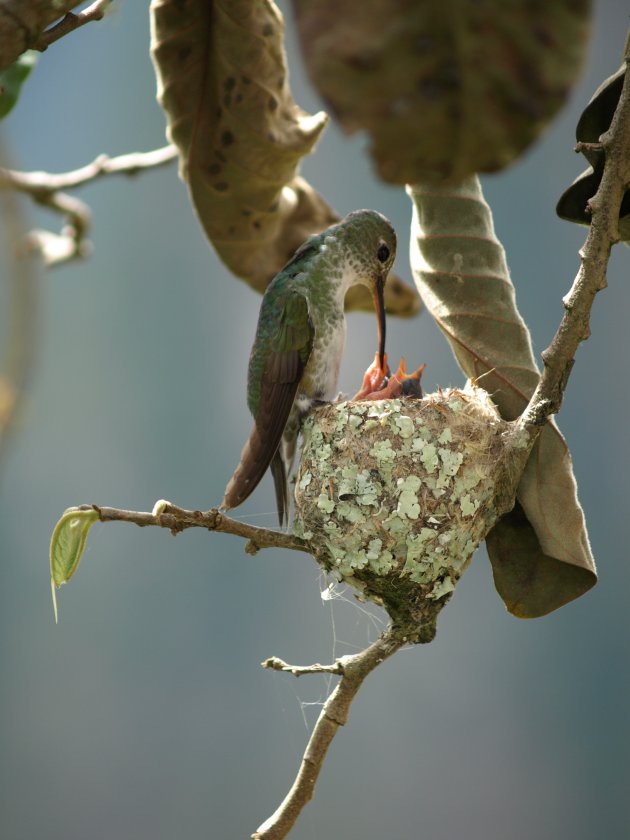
<box><xmin>294</xmin><ymin>385</ymin><xmax>517</xmax><ymax>642</ymax></box>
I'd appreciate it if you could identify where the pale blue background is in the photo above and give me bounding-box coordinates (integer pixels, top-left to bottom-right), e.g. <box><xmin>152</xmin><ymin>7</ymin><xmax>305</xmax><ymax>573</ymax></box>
<box><xmin>1</xmin><ymin>2</ymin><xmax>629</xmax><ymax>839</ymax></box>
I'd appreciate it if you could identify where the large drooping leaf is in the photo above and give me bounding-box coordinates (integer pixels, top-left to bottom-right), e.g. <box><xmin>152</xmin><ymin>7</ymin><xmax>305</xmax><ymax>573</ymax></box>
<box><xmin>149</xmin><ymin>0</ymin><xmax>419</xmax><ymax>317</ymax></box>
<box><xmin>292</xmin><ymin>0</ymin><xmax>592</xmax><ymax>185</ymax></box>
<box><xmin>408</xmin><ymin>178</ymin><xmax>596</xmax><ymax>617</ymax></box>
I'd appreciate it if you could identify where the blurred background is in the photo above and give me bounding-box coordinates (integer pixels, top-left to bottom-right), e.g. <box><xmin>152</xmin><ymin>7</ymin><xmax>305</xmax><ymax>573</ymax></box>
<box><xmin>1</xmin><ymin>2</ymin><xmax>629</xmax><ymax>838</ymax></box>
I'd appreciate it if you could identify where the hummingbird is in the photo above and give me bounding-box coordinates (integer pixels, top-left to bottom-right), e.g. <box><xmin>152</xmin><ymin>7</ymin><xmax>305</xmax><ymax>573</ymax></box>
<box><xmin>222</xmin><ymin>209</ymin><xmax>397</xmax><ymax>525</ymax></box>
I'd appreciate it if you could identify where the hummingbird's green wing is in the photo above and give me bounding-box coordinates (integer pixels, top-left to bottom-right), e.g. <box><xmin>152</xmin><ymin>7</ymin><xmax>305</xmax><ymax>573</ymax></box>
<box><xmin>222</xmin><ymin>291</ymin><xmax>313</xmax><ymax>519</ymax></box>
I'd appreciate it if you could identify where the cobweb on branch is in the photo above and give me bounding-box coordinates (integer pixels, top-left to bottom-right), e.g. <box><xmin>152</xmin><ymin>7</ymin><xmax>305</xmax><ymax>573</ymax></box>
<box><xmin>285</xmin><ymin>572</ymin><xmax>389</xmax><ymax>732</ymax></box>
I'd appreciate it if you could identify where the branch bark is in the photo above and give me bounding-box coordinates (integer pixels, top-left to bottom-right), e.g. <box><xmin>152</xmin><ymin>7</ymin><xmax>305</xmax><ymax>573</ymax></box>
<box><xmin>520</xmin><ymin>37</ymin><xmax>630</xmax><ymax>430</ymax></box>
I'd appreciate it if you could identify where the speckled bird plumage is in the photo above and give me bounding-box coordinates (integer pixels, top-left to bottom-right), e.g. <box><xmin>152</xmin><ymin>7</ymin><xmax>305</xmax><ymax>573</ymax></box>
<box><xmin>222</xmin><ymin>209</ymin><xmax>397</xmax><ymax>525</ymax></box>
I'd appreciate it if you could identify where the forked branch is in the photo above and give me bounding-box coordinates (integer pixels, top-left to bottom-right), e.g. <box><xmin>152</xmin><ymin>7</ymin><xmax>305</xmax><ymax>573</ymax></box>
<box><xmin>0</xmin><ymin>145</ymin><xmax>177</xmax><ymax>266</ymax></box>
<box><xmin>254</xmin><ymin>628</ymin><xmax>407</xmax><ymax>840</ymax></box>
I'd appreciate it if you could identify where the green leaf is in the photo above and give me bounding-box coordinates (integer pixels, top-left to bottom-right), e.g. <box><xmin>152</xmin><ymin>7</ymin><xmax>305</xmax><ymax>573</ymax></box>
<box><xmin>0</xmin><ymin>51</ymin><xmax>37</xmax><ymax>120</ymax></box>
<box><xmin>49</xmin><ymin>507</ymin><xmax>99</xmax><ymax>621</ymax></box>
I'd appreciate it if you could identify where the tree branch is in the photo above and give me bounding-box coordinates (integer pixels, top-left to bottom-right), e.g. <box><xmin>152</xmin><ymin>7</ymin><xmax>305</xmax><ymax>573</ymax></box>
<box><xmin>0</xmin><ymin>1</ymin><xmax>81</xmax><ymax>72</ymax></box>
<box><xmin>0</xmin><ymin>145</ymin><xmax>178</xmax><ymax>266</ymax></box>
<box><xmin>521</xmin><ymin>35</ymin><xmax>630</xmax><ymax>429</ymax></box>
<box><xmin>33</xmin><ymin>0</ymin><xmax>113</xmax><ymax>52</ymax></box>
<box><xmin>70</xmin><ymin>499</ymin><xmax>408</xmax><ymax>840</ymax></box>
<box><xmin>0</xmin><ymin>144</ymin><xmax>178</xmax><ymax>194</ymax></box>
<box><xmin>254</xmin><ymin>628</ymin><xmax>407</xmax><ymax>840</ymax></box>
<box><xmin>82</xmin><ymin>502</ymin><xmax>311</xmax><ymax>556</ymax></box>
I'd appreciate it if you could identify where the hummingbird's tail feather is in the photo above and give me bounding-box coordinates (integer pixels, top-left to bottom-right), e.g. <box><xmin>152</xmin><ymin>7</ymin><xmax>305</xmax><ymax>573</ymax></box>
<box><xmin>270</xmin><ymin>451</ymin><xmax>288</xmax><ymax>527</ymax></box>
<box><xmin>222</xmin><ymin>378</ymin><xmax>299</xmax><ymax>515</ymax></box>
<box><xmin>221</xmin><ymin>422</ymin><xmax>277</xmax><ymax>512</ymax></box>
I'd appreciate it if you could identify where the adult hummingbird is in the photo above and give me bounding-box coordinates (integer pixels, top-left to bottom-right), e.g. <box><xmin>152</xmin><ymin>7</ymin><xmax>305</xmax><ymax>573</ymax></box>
<box><xmin>222</xmin><ymin>209</ymin><xmax>397</xmax><ymax>525</ymax></box>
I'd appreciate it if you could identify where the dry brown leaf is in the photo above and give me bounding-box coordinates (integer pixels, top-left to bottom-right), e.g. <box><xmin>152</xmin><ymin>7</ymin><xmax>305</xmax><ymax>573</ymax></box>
<box><xmin>408</xmin><ymin>179</ymin><xmax>596</xmax><ymax>617</ymax></box>
<box><xmin>292</xmin><ymin>0</ymin><xmax>592</xmax><ymax>184</ymax></box>
<box><xmin>149</xmin><ymin>0</ymin><xmax>419</xmax><ymax>317</ymax></box>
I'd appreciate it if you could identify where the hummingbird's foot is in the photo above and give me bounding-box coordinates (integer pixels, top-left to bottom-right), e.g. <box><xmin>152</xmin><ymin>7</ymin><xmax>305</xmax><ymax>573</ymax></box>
<box><xmin>352</xmin><ymin>352</ymin><xmax>390</xmax><ymax>400</ymax></box>
<box><xmin>358</xmin><ymin>357</ymin><xmax>426</xmax><ymax>400</ymax></box>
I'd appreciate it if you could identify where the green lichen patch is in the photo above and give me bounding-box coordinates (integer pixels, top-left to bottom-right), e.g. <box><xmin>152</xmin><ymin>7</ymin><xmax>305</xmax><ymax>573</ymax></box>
<box><xmin>394</xmin><ymin>414</ymin><xmax>415</xmax><ymax>438</ymax></box>
<box><xmin>294</xmin><ymin>386</ymin><xmax>516</xmax><ymax>640</ymax></box>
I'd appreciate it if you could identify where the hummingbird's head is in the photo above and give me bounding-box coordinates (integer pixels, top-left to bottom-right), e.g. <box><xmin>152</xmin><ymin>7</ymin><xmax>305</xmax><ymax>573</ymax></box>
<box><xmin>340</xmin><ymin>209</ymin><xmax>397</xmax><ymax>373</ymax></box>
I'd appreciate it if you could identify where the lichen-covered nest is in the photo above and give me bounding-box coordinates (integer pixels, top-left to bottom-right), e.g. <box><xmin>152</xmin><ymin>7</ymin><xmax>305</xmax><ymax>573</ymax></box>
<box><xmin>294</xmin><ymin>385</ymin><xmax>520</xmax><ymax>641</ymax></box>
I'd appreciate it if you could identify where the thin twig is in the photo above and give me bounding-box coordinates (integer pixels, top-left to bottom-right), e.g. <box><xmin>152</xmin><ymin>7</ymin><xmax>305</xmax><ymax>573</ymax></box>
<box><xmin>262</xmin><ymin>656</ymin><xmax>345</xmax><ymax>676</ymax></box>
<box><xmin>574</xmin><ymin>141</ymin><xmax>603</xmax><ymax>155</ymax></box>
<box><xmin>521</xmin><ymin>39</ymin><xmax>630</xmax><ymax>429</ymax></box>
<box><xmin>0</xmin><ymin>145</ymin><xmax>178</xmax><ymax>194</ymax></box>
<box><xmin>0</xmin><ymin>145</ymin><xmax>178</xmax><ymax>266</ymax></box>
<box><xmin>254</xmin><ymin>629</ymin><xmax>407</xmax><ymax>840</ymax></box>
<box><xmin>82</xmin><ymin>502</ymin><xmax>311</xmax><ymax>556</ymax></box>
<box><xmin>33</xmin><ymin>0</ymin><xmax>114</xmax><ymax>52</ymax></box>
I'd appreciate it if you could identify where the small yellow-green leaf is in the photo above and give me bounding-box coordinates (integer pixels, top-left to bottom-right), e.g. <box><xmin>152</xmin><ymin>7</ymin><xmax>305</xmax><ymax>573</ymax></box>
<box><xmin>50</xmin><ymin>507</ymin><xmax>99</xmax><ymax>589</ymax></box>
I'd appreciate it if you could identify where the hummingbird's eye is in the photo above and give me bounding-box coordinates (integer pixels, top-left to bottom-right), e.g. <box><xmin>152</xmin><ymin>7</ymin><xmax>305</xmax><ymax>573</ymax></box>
<box><xmin>377</xmin><ymin>244</ymin><xmax>390</xmax><ymax>263</ymax></box>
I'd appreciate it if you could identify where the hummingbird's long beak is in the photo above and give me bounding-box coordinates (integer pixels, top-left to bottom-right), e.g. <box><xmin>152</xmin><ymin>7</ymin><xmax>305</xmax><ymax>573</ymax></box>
<box><xmin>373</xmin><ymin>277</ymin><xmax>387</xmax><ymax>372</ymax></box>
